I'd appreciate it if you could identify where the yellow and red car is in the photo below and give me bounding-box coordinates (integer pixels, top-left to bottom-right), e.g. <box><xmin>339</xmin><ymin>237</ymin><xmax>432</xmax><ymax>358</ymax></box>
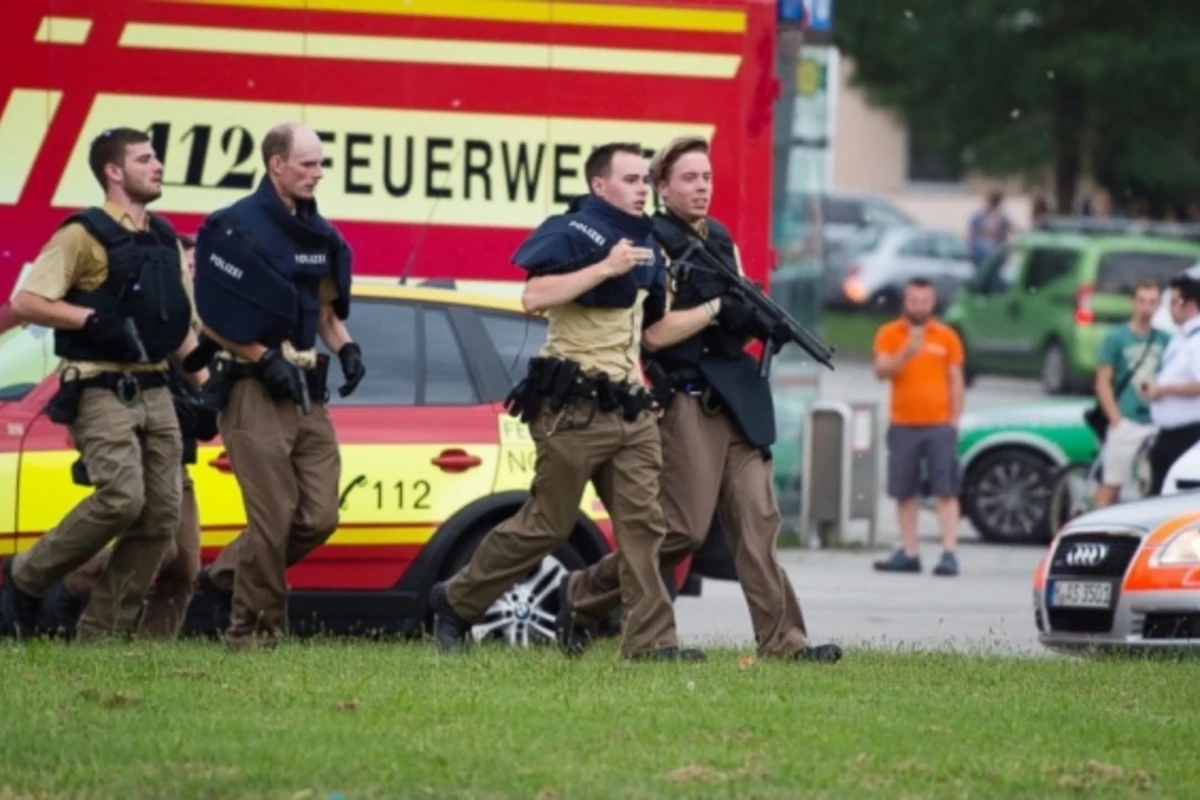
<box><xmin>1</xmin><ymin>279</ymin><xmax>713</xmax><ymax>644</ymax></box>
<box><xmin>1032</xmin><ymin>491</ymin><xmax>1200</xmax><ymax>652</ymax></box>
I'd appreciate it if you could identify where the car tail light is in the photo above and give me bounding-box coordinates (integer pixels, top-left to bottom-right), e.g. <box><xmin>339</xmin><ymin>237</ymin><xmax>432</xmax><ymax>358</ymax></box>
<box><xmin>1074</xmin><ymin>283</ymin><xmax>1094</xmax><ymax>325</ymax></box>
<box><xmin>843</xmin><ymin>264</ymin><xmax>867</xmax><ymax>304</ymax></box>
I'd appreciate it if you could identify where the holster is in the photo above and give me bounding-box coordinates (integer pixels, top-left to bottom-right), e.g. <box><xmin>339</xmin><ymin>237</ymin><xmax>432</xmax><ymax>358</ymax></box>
<box><xmin>502</xmin><ymin>356</ymin><xmax>653</xmax><ymax>427</ymax></box>
<box><xmin>308</xmin><ymin>353</ymin><xmax>332</xmax><ymax>405</ymax></box>
<box><xmin>200</xmin><ymin>358</ymin><xmax>238</xmax><ymax>411</ymax></box>
<box><xmin>45</xmin><ymin>369</ymin><xmax>85</xmax><ymax>425</ymax></box>
<box><xmin>644</xmin><ymin>361</ymin><xmax>677</xmax><ymax>411</ymax></box>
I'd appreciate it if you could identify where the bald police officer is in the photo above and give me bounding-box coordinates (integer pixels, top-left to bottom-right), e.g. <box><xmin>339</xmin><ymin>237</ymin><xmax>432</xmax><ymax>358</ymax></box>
<box><xmin>557</xmin><ymin>136</ymin><xmax>842</xmax><ymax>663</ymax></box>
<box><xmin>429</xmin><ymin>142</ymin><xmax>700</xmax><ymax>662</ymax></box>
<box><xmin>1</xmin><ymin>127</ymin><xmax>201</xmax><ymax>641</ymax></box>
<box><xmin>191</xmin><ymin>122</ymin><xmax>364</xmax><ymax>650</ymax></box>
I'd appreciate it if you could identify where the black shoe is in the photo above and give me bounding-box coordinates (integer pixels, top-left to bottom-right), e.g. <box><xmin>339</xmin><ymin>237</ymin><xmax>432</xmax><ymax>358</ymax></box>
<box><xmin>555</xmin><ymin>574</ymin><xmax>590</xmax><ymax>658</ymax></box>
<box><xmin>627</xmin><ymin>646</ymin><xmax>707</xmax><ymax>662</ymax></box>
<box><xmin>1</xmin><ymin>557</ymin><xmax>43</xmax><ymax>639</ymax></box>
<box><xmin>429</xmin><ymin>582</ymin><xmax>471</xmax><ymax>654</ymax></box>
<box><xmin>932</xmin><ymin>551</ymin><xmax>960</xmax><ymax>577</ymax></box>
<box><xmin>793</xmin><ymin>643</ymin><xmax>843</xmax><ymax>663</ymax></box>
<box><xmin>873</xmin><ymin>549</ymin><xmax>921</xmax><ymax>573</ymax></box>
<box><xmin>42</xmin><ymin>583</ymin><xmax>86</xmax><ymax>639</ymax></box>
<box><xmin>197</xmin><ymin>566</ymin><xmax>232</xmax><ymax>633</ymax></box>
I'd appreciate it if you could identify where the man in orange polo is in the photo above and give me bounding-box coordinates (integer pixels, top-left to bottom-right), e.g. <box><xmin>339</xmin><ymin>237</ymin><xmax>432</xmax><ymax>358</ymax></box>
<box><xmin>872</xmin><ymin>277</ymin><xmax>964</xmax><ymax>576</ymax></box>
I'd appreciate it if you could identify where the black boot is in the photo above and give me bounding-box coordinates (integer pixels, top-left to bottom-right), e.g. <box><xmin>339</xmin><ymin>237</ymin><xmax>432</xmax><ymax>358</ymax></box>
<box><xmin>197</xmin><ymin>566</ymin><xmax>232</xmax><ymax>634</ymax></box>
<box><xmin>429</xmin><ymin>582</ymin><xmax>471</xmax><ymax>654</ymax></box>
<box><xmin>1</xmin><ymin>557</ymin><xmax>43</xmax><ymax>639</ymax></box>
<box><xmin>793</xmin><ymin>643</ymin><xmax>844</xmax><ymax>663</ymax></box>
<box><xmin>42</xmin><ymin>583</ymin><xmax>86</xmax><ymax>640</ymax></box>
<box><xmin>555</xmin><ymin>575</ymin><xmax>591</xmax><ymax>658</ymax></box>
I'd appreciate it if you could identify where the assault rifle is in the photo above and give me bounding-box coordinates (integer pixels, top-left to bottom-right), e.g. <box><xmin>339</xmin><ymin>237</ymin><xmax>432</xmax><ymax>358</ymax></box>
<box><xmin>650</xmin><ymin>216</ymin><xmax>836</xmax><ymax>378</ymax></box>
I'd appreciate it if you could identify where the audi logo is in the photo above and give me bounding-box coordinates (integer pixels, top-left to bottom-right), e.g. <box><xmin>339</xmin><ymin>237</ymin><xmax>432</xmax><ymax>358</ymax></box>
<box><xmin>1065</xmin><ymin>542</ymin><xmax>1109</xmax><ymax>567</ymax></box>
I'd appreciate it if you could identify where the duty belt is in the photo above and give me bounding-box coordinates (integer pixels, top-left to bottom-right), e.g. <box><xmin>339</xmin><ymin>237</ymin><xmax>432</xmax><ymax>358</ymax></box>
<box><xmin>504</xmin><ymin>356</ymin><xmax>656</xmax><ymax>426</ymax></box>
<box><xmin>72</xmin><ymin>368</ymin><xmax>170</xmax><ymax>407</ymax></box>
<box><xmin>227</xmin><ymin>355</ymin><xmax>330</xmax><ymax>405</ymax></box>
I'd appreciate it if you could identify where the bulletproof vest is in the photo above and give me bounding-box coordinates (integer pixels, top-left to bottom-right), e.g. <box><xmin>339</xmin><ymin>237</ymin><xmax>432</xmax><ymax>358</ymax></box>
<box><xmin>512</xmin><ymin>195</ymin><xmax>662</xmax><ymax>308</ymax></box>
<box><xmin>646</xmin><ymin>212</ymin><xmax>777</xmax><ymax>450</ymax></box>
<box><xmin>54</xmin><ymin>208</ymin><xmax>193</xmax><ymax>363</ymax></box>
<box><xmin>648</xmin><ymin>214</ymin><xmax>747</xmax><ymax>375</ymax></box>
<box><xmin>193</xmin><ymin>177</ymin><xmax>351</xmax><ymax>350</ymax></box>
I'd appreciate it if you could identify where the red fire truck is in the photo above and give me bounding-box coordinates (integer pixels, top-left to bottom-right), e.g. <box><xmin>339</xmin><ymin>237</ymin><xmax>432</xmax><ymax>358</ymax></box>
<box><xmin>0</xmin><ymin>0</ymin><xmax>781</xmax><ymax>298</ymax></box>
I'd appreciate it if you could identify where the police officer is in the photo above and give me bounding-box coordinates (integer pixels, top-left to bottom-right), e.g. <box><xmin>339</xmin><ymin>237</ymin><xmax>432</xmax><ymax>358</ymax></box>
<box><xmin>1</xmin><ymin>127</ymin><xmax>201</xmax><ymax>641</ymax></box>
<box><xmin>45</xmin><ymin>236</ymin><xmax>215</xmax><ymax>639</ymax></box>
<box><xmin>48</xmin><ymin>360</ymin><xmax>217</xmax><ymax>639</ymax></box>
<box><xmin>557</xmin><ymin>136</ymin><xmax>843</xmax><ymax>663</ymax></box>
<box><xmin>191</xmin><ymin>122</ymin><xmax>364</xmax><ymax>650</ymax></box>
<box><xmin>429</xmin><ymin>142</ymin><xmax>700</xmax><ymax>662</ymax></box>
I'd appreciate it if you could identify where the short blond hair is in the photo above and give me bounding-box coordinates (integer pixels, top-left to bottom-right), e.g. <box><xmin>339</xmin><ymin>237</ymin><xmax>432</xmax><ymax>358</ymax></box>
<box><xmin>649</xmin><ymin>135</ymin><xmax>709</xmax><ymax>185</ymax></box>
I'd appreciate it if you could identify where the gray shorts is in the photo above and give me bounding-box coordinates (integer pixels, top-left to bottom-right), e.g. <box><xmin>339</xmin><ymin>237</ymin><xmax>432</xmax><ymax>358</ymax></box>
<box><xmin>886</xmin><ymin>424</ymin><xmax>961</xmax><ymax>500</ymax></box>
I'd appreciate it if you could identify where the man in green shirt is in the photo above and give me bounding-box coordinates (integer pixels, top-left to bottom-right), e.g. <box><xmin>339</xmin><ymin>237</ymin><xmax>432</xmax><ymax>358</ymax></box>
<box><xmin>1093</xmin><ymin>280</ymin><xmax>1170</xmax><ymax>507</ymax></box>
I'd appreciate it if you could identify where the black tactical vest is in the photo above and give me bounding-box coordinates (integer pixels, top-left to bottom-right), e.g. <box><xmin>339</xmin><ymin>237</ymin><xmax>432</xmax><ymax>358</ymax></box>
<box><xmin>647</xmin><ymin>215</ymin><xmax>748</xmax><ymax>377</ymax></box>
<box><xmin>646</xmin><ymin>212</ymin><xmax>777</xmax><ymax>451</ymax></box>
<box><xmin>54</xmin><ymin>208</ymin><xmax>193</xmax><ymax>363</ymax></box>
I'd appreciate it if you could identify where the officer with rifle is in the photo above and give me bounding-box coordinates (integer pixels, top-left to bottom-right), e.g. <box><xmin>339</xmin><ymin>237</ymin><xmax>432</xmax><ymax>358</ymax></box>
<box><xmin>1</xmin><ymin>127</ymin><xmax>202</xmax><ymax>641</ymax></box>
<box><xmin>429</xmin><ymin>142</ymin><xmax>700</xmax><ymax>662</ymax></box>
<box><xmin>556</xmin><ymin>135</ymin><xmax>843</xmax><ymax>663</ymax></box>
<box><xmin>188</xmin><ymin>122</ymin><xmax>365</xmax><ymax>650</ymax></box>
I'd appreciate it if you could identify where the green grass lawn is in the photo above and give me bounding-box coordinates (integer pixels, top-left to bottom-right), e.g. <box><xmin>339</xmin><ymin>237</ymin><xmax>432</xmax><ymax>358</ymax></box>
<box><xmin>1</xmin><ymin>639</ymin><xmax>1195</xmax><ymax>799</ymax></box>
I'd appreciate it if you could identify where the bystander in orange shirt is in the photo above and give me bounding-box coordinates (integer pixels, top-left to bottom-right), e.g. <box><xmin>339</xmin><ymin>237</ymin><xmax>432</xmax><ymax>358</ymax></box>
<box><xmin>873</xmin><ymin>318</ymin><xmax>964</xmax><ymax>426</ymax></box>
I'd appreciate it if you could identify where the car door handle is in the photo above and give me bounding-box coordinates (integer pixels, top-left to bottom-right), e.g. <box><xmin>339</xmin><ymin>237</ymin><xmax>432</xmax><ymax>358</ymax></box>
<box><xmin>208</xmin><ymin>452</ymin><xmax>234</xmax><ymax>473</ymax></box>
<box><xmin>431</xmin><ymin>449</ymin><xmax>482</xmax><ymax>473</ymax></box>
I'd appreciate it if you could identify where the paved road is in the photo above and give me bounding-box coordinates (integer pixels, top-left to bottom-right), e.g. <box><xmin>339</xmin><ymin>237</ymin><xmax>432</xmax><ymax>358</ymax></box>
<box><xmin>678</xmin><ymin>357</ymin><xmax>1054</xmax><ymax>655</ymax></box>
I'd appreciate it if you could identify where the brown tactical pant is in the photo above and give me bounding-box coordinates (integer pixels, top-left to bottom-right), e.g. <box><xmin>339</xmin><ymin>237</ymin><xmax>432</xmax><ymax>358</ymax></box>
<box><xmin>445</xmin><ymin>402</ymin><xmax>677</xmax><ymax>658</ymax></box>
<box><xmin>63</xmin><ymin>469</ymin><xmax>201</xmax><ymax>639</ymax></box>
<box><xmin>569</xmin><ymin>394</ymin><xmax>810</xmax><ymax>658</ymax></box>
<box><xmin>212</xmin><ymin>377</ymin><xmax>340</xmax><ymax>647</ymax></box>
<box><xmin>13</xmin><ymin>385</ymin><xmax>182</xmax><ymax>639</ymax></box>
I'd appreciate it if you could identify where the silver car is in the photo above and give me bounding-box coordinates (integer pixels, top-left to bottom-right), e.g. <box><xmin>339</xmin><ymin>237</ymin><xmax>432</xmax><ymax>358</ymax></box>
<box><xmin>1033</xmin><ymin>490</ymin><xmax>1200</xmax><ymax>653</ymax></box>
<box><xmin>823</xmin><ymin>226</ymin><xmax>976</xmax><ymax>313</ymax></box>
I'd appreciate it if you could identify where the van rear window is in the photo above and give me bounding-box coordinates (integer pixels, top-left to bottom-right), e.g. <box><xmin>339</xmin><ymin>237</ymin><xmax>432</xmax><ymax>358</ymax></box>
<box><xmin>1096</xmin><ymin>252</ymin><xmax>1198</xmax><ymax>294</ymax></box>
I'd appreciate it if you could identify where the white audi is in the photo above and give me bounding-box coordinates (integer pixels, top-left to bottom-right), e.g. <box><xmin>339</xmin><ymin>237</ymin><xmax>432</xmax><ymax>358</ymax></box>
<box><xmin>1032</xmin><ymin>490</ymin><xmax>1200</xmax><ymax>653</ymax></box>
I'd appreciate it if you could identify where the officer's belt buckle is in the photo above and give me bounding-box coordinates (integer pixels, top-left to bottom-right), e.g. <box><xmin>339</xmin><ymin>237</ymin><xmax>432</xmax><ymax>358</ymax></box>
<box><xmin>699</xmin><ymin>386</ymin><xmax>723</xmax><ymax>417</ymax></box>
<box><xmin>115</xmin><ymin>372</ymin><xmax>141</xmax><ymax>407</ymax></box>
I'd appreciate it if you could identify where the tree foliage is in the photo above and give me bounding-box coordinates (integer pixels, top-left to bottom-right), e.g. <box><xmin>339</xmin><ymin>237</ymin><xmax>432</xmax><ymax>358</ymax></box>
<box><xmin>833</xmin><ymin>0</ymin><xmax>1200</xmax><ymax>214</ymax></box>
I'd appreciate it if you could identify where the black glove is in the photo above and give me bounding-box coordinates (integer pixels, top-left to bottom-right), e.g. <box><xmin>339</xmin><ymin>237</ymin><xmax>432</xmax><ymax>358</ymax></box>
<box><xmin>337</xmin><ymin>342</ymin><xmax>365</xmax><ymax>398</ymax></box>
<box><xmin>715</xmin><ymin>292</ymin><xmax>756</xmax><ymax>335</ymax></box>
<box><xmin>255</xmin><ymin>347</ymin><xmax>306</xmax><ymax>405</ymax></box>
<box><xmin>182</xmin><ymin>334</ymin><xmax>220</xmax><ymax>374</ymax></box>
<box><xmin>174</xmin><ymin>389</ymin><xmax>220</xmax><ymax>441</ymax></box>
<box><xmin>83</xmin><ymin>311</ymin><xmax>142</xmax><ymax>361</ymax></box>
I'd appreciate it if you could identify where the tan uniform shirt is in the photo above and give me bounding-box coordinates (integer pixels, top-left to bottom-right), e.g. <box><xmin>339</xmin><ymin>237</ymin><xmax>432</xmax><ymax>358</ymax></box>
<box><xmin>539</xmin><ymin>289</ymin><xmax>649</xmax><ymax>385</ymax></box>
<box><xmin>20</xmin><ymin>201</ymin><xmax>195</xmax><ymax>380</ymax></box>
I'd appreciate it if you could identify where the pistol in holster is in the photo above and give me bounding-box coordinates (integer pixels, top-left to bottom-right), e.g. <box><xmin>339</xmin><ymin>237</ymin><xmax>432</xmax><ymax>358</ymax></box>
<box><xmin>200</xmin><ymin>358</ymin><xmax>237</xmax><ymax>412</ymax></box>
<box><xmin>45</xmin><ymin>368</ymin><xmax>85</xmax><ymax>426</ymax></box>
<box><xmin>644</xmin><ymin>361</ymin><xmax>677</xmax><ymax>411</ymax></box>
<box><xmin>309</xmin><ymin>354</ymin><xmax>332</xmax><ymax>406</ymax></box>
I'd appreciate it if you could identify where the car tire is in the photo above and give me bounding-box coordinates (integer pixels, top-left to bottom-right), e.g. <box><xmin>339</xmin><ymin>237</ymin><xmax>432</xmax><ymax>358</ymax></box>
<box><xmin>442</xmin><ymin>529</ymin><xmax>587</xmax><ymax>648</ymax></box>
<box><xmin>962</xmin><ymin>448</ymin><xmax>1058</xmax><ymax>544</ymax></box>
<box><xmin>868</xmin><ymin>288</ymin><xmax>901</xmax><ymax>315</ymax></box>
<box><xmin>1040</xmin><ymin>340</ymin><xmax>1068</xmax><ymax>395</ymax></box>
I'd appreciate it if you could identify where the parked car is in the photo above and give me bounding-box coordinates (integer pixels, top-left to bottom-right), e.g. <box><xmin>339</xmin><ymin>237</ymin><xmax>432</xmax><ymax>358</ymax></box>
<box><xmin>0</xmin><ymin>280</ymin><xmax>731</xmax><ymax>644</ymax></box>
<box><xmin>1032</xmin><ymin>490</ymin><xmax>1200</xmax><ymax>654</ymax></box>
<box><xmin>778</xmin><ymin>191</ymin><xmax>917</xmax><ymax>264</ymax></box>
<box><xmin>944</xmin><ymin>216</ymin><xmax>1200</xmax><ymax>394</ymax></box>
<box><xmin>823</xmin><ymin>225</ymin><xmax>975</xmax><ymax>313</ymax></box>
<box><xmin>956</xmin><ymin>399</ymin><xmax>1100</xmax><ymax>543</ymax></box>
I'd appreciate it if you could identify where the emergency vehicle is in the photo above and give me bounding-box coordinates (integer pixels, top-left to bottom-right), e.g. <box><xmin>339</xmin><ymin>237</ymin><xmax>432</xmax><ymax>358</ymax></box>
<box><xmin>0</xmin><ymin>0</ymin><xmax>783</xmax><ymax>641</ymax></box>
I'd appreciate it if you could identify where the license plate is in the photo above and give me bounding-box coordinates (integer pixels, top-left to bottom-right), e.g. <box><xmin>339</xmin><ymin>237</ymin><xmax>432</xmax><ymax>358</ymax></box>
<box><xmin>1050</xmin><ymin>580</ymin><xmax>1113</xmax><ymax>609</ymax></box>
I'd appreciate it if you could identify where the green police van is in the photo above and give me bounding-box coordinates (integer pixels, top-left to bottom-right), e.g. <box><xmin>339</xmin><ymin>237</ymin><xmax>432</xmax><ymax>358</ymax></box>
<box><xmin>943</xmin><ymin>216</ymin><xmax>1200</xmax><ymax>394</ymax></box>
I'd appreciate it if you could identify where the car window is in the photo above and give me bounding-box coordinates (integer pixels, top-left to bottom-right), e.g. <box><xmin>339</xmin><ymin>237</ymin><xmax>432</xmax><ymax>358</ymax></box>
<box><xmin>1024</xmin><ymin>248</ymin><xmax>1079</xmax><ymax>291</ymax></box>
<box><xmin>820</xmin><ymin>197</ymin><xmax>867</xmax><ymax>226</ymax></box>
<box><xmin>0</xmin><ymin>324</ymin><xmax>58</xmax><ymax>402</ymax></box>
<box><xmin>321</xmin><ymin>299</ymin><xmax>418</xmax><ymax>406</ymax></box>
<box><xmin>863</xmin><ymin>200</ymin><xmax>915</xmax><ymax>227</ymax></box>
<box><xmin>933</xmin><ymin>235</ymin><xmax>970</xmax><ymax>261</ymax></box>
<box><xmin>976</xmin><ymin>247</ymin><xmax>1023</xmax><ymax>294</ymax></box>
<box><xmin>898</xmin><ymin>234</ymin><xmax>932</xmax><ymax>257</ymax></box>
<box><xmin>1096</xmin><ymin>251</ymin><xmax>1198</xmax><ymax>294</ymax></box>
<box><xmin>477</xmin><ymin>311</ymin><xmax>548</xmax><ymax>387</ymax></box>
<box><xmin>423</xmin><ymin>307</ymin><xmax>479</xmax><ymax>405</ymax></box>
